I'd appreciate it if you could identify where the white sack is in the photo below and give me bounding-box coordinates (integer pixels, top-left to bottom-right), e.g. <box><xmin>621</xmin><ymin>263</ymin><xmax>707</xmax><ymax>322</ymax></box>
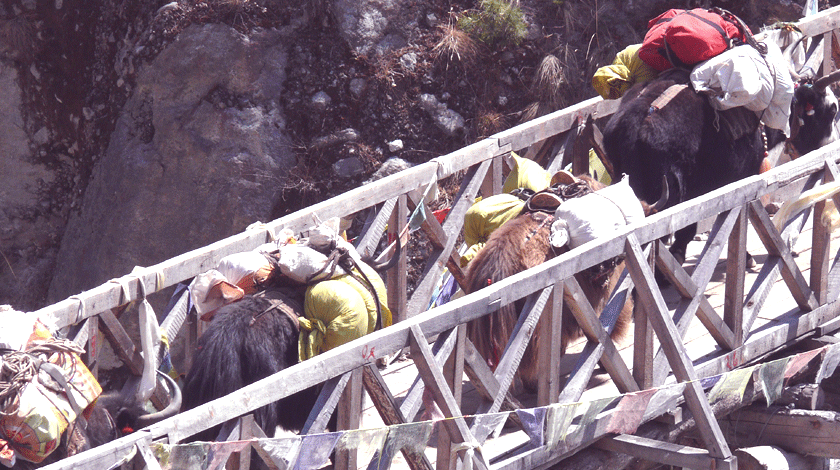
<box><xmin>550</xmin><ymin>175</ymin><xmax>645</xmax><ymax>249</ymax></box>
<box><xmin>690</xmin><ymin>42</ymin><xmax>794</xmax><ymax>135</ymax></box>
<box><xmin>276</xmin><ymin>244</ymin><xmax>347</xmax><ymax>284</ymax></box>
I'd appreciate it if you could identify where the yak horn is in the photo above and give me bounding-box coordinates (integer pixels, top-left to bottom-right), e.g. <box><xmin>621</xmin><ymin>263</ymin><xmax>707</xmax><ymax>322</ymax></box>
<box><xmin>650</xmin><ymin>175</ymin><xmax>670</xmax><ymax>212</ymax></box>
<box><xmin>133</xmin><ymin>370</ymin><xmax>182</xmax><ymax>429</ymax></box>
<box><xmin>365</xmin><ymin>230</ymin><xmax>402</xmax><ymax>272</ymax></box>
<box><xmin>813</xmin><ymin>70</ymin><xmax>840</xmax><ymax>92</ymax></box>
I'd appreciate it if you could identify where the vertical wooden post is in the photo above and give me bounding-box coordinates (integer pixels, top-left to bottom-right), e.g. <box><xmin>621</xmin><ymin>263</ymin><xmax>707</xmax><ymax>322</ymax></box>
<box><xmin>480</xmin><ymin>154</ymin><xmax>504</xmax><ymax>197</ymax></box>
<box><xmin>335</xmin><ymin>367</ymin><xmax>363</xmax><ymax>470</ymax></box>
<box><xmin>633</xmin><ymin>246</ymin><xmax>655</xmax><ymax>389</ymax></box>
<box><xmin>85</xmin><ymin>316</ymin><xmax>99</xmax><ymax>379</ymax></box>
<box><xmin>724</xmin><ymin>207</ymin><xmax>747</xmax><ymax>345</ymax></box>
<box><xmin>538</xmin><ymin>283</ymin><xmax>564</xmax><ymax>406</ymax></box>
<box><xmin>388</xmin><ymin>194</ymin><xmax>408</xmax><ymax>324</ymax></box>
<box><xmin>436</xmin><ymin>325</ymin><xmax>466</xmax><ymax>470</ymax></box>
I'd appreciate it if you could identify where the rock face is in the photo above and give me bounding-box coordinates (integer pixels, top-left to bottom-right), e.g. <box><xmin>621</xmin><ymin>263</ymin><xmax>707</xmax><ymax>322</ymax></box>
<box><xmin>0</xmin><ymin>63</ymin><xmax>62</xmax><ymax>310</ymax></box>
<box><xmin>48</xmin><ymin>24</ymin><xmax>295</xmax><ymax>303</ymax></box>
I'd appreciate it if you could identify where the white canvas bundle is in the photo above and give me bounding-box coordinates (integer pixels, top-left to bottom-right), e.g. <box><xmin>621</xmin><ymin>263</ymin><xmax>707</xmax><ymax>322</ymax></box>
<box><xmin>690</xmin><ymin>42</ymin><xmax>794</xmax><ymax>135</ymax></box>
<box><xmin>275</xmin><ymin>243</ymin><xmax>348</xmax><ymax>284</ymax></box>
<box><xmin>550</xmin><ymin>176</ymin><xmax>644</xmax><ymax>249</ymax></box>
<box><xmin>216</xmin><ymin>251</ymin><xmax>272</xmax><ymax>288</ymax></box>
<box><xmin>303</xmin><ymin>216</ymin><xmax>364</xmax><ymax>263</ymax></box>
<box><xmin>190</xmin><ymin>269</ymin><xmax>238</xmax><ymax>316</ymax></box>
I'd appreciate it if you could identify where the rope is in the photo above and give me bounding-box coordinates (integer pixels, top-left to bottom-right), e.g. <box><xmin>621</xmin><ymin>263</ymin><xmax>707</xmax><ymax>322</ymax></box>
<box><xmin>0</xmin><ymin>338</ymin><xmax>84</xmax><ymax>415</ymax></box>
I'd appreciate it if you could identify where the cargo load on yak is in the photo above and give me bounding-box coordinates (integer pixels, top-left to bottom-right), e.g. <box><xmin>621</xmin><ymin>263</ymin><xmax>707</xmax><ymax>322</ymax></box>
<box><xmin>0</xmin><ymin>313</ymin><xmax>102</xmax><ymax>466</ymax></box>
<box><xmin>593</xmin><ymin>7</ymin><xmax>795</xmax><ymax>137</ymax></box>
<box><xmin>189</xmin><ymin>217</ymin><xmax>392</xmax><ymax>361</ymax></box>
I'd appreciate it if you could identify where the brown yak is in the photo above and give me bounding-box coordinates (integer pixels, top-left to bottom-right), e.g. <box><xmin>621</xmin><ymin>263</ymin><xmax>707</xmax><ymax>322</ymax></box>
<box><xmin>464</xmin><ymin>174</ymin><xmax>663</xmax><ymax>392</ymax></box>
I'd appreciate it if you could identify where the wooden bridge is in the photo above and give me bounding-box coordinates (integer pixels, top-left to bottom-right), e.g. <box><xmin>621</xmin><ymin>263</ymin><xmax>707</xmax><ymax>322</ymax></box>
<box><xmin>32</xmin><ymin>6</ymin><xmax>840</xmax><ymax>470</ymax></box>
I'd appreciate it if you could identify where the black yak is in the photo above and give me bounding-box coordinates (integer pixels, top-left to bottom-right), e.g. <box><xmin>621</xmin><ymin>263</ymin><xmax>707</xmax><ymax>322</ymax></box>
<box><xmin>180</xmin><ymin>239</ymin><xmax>400</xmax><ymax>442</ymax></box>
<box><xmin>180</xmin><ymin>287</ymin><xmax>319</xmax><ymax>442</ymax></box>
<box><xmin>464</xmin><ymin>175</ymin><xmax>664</xmax><ymax>392</ymax></box>
<box><xmin>602</xmin><ymin>63</ymin><xmax>840</xmax><ymax>266</ymax></box>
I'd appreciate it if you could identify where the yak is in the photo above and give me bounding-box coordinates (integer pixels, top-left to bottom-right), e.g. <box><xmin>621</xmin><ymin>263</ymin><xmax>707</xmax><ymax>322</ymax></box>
<box><xmin>180</xmin><ymin>239</ymin><xmax>400</xmax><ymax>443</ymax></box>
<box><xmin>464</xmin><ymin>175</ymin><xmax>665</xmax><ymax>392</ymax></box>
<box><xmin>180</xmin><ymin>287</ymin><xmax>319</xmax><ymax>443</ymax></box>
<box><xmin>602</xmin><ymin>56</ymin><xmax>840</xmax><ymax>267</ymax></box>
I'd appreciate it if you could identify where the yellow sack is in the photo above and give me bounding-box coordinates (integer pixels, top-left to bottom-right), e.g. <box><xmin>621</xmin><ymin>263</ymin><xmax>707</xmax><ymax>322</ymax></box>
<box><xmin>502</xmin><ymin>152</ymin><xmax>551</xmax><ymax>194</ymax></box>
<box><xmin>300</xmin><ymin>262</ymin><xmax>392</xmax><ymax>361</ymax></box>
<box><xmin>588</xmin><ymin>149</ymin><xmax>612</xmax><ymax>185</ymax></box>
<box><xmin>460</xmin><ymin>242</ymin><xmax>485</xmax><ymax>267</ymax></box>
<box><xmin>592</xmin><ymin>44</ymin><xmax>658</xmax><ymax>100</ymax></box>
<box><xmin>463</xmin><ymin>193</ymin><xmax>525</xmax><ymax>247</ymax></box>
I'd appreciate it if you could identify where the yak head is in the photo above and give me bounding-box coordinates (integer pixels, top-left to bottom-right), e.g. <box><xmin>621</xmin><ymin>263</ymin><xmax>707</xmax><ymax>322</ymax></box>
<box><xmin>783</xmin><ymin>36</ymin><xmax>840</xmax><ymax>157</ymax></box>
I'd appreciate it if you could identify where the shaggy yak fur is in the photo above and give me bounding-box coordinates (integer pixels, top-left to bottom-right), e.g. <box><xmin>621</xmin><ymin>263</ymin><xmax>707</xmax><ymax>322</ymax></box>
<box><xmin>602</xmin><ymin>68</ymin><xmax>769</xmax><ymax>265</ymax></box>
<box><xmin>464</xmin><ymin>176</ymin><xmax>634</xmax><ymax>392</ymax></box>
<box><xmin>180</xmin><ymin>287</ymin><xmax>319</xmax><ymax>442</ymax></box>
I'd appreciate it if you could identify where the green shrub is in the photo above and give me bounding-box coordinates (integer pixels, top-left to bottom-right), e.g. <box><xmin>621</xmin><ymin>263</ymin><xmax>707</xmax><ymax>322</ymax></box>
<box><xmin>457</xmin><ymin>0</ymin><xmax>528</xmax><ymax>49</ymax></box>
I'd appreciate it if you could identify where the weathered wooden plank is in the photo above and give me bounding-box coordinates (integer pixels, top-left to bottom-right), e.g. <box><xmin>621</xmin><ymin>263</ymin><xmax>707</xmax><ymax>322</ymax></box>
<box><xmin>387</xmin><ymin>195</ymin><xmax>408</xmax><ymax>324</ymax></box>
<box><xmin>493</xmin><ymin>96</ymin><xmax>619</xmax><ymax>152</ymax></box>
<box><xmin>654</xmin><ymin>240</ymin><xmax>737</xmax><ymax>354</ymax></box>
<box><xmin>537</xmin><ymin>283</ymin><xmax>564</xmax><ymax>406</ymax></box>
<box><xmin>558</xmin><ymin>340</ymin><xmax>604</xmax><ymax>404</ymax></box>
<box><xmin>461</xmin><ymin>339</ymin><xmax>524</xmax><ymax>431</ymax></box>
<box><xmin>399</xmin><ymin>325</ymin><xmax>461</xmax><ymax>421</ymax></box>
<box><xmin>564</xmin><ymin>276</ymin><xmax>638</xmax><ymax>394</ymax></box>
<box><xmin>624</xmin><ymin>234</ymin><xmax>732</xmax><ymax>460</ymax></box>
<box><xmin>634</xmin><ymin>245</ymin><xmax>656</xmax><ymax>389</ymax></box>
<box><xmin>437</xmin><ymin>325</ymin><xmax>466</xmax><ymax>470</ymax></box>
<box><xmin>725</xmin><ymin>206</ymin><xmax>748</xmax><ymax>345</ymax></box>
<box><xmin>98</xmin><ymin>308</ymin><xmax>144</xmax><ymax>375</ymax></box>
<box><xmin>748</xmin><ymin>200</ymin><xmax>819</xmax><ymax>311</ymax></box>
<box><xmin>595</xmin><ymin>434</ymin><xmax>735</xmax><ymax>470</ymax></box>
<box><xmin>361</xmin><ymin>364</ymin><xmax>434</xmax><ymax>470</ymax></box>
<box><xmin>480</xmin><ymin>154</ymin><xmax>503</xmax><ymax>197</ymax></box>
<box><xmin>476</xmin><ymin>287</ymin><xmax>552</xmax><ymax>417</ymax></box>
<box><xmin>356</xmin><ymin>197</ymin><xmax>397</xmax><ymax>259</ymax></box>
<box><xmin>722</xmin><ymin>406</ymin><xmax>840</xmax><ymax>458</ymax></box>
<box><xmin>409</xmin><ymin>325</ymin><xmax>487</xmax><ymax>470</ymax></box>
<box><xmin>743</xmin><ymin>174</ymin><xmax>822</xmax><ymax>334</ymax></box>
<box><xmin>300</xmin><ymin>373</ymin><xmax>350</xmax><ymax>435</ymax></box>
<box><xmin>336</xmin><ymin>367</ymin><xmax>363</xmax><ymax>470</ymax></box>
<box><xmin>407</xmin><ymin>158</ymin><xmax>490</xmax><ymax>317</ymax></box>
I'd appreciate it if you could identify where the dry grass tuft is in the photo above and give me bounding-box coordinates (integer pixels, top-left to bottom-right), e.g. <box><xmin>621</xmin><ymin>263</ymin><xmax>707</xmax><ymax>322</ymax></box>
<box><xmin>474</xmin><ymin>109</ymin><xmax>508</xmax><ymax>138</ymax></box>
<box><xmin>532</xmin><ymin>54</ymin><xmax>565</xmax><ymax>106</ymax></box>
<box><xmin>433</xmin><ymin>22</ymin><xmax>478</xmax><ymax>66</ymax></box>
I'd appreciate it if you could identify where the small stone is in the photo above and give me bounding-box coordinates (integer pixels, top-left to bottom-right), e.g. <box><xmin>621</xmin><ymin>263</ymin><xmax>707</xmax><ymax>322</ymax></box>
<box><xmin>349</xmin><ymin>78</ymin><xmax>366</xmax><ymax>98</ymax></box>
<box><xmin>400</xmin><ymin>52</ymin><xmax>417</xmax><ymax>72</ymax></box>
<box><xmin>387</xmin><ymin>139</ymin><xmax>404</xmax><ymax>152</ymax></box>
<box><xmin>498</xmin><ymin>96</ymin><xmax>508</xmax><ymax>106</ymax></box>
<box><xmin>332</xmin><ymin>157</ymin><xmax>365</xmax><ymax>179</ymax></box>
<box><xmin>311</xmin><ymin>91</ymin><xmax>331</xmax><ymax>112</ymax></box>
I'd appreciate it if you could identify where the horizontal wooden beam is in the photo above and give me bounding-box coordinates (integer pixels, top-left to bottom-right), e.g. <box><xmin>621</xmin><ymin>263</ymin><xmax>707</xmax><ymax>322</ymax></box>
<box><xmin>595</xmin><ymin>434</ymin><xmax>736</xmax><ymax>470</ymax></box>
<box><xmin>722</xmin><ymin>406</ymin><xmax>840</xmax><ymax>458</ymax></box>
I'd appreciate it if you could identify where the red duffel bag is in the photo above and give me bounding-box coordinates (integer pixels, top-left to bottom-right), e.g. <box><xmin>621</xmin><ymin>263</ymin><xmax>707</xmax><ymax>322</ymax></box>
<box><xmin>638</xmin><ymin>8</ymin><xmax>746</xmax><ymax>71</ymax></box>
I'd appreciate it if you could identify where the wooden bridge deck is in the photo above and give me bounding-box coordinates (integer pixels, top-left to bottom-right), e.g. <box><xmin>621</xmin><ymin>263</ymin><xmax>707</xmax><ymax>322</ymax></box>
<box><xmin>358</xmin><ymin>208</ymin><xmax>840</xmax><ymax>469</ymax></box>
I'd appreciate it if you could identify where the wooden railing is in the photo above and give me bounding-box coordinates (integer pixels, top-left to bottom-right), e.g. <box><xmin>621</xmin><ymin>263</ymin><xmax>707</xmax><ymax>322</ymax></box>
<box><xmin>36</xmin><ymin>6</ymin><xmax>840</xmax><ymax>470</ymax></box>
